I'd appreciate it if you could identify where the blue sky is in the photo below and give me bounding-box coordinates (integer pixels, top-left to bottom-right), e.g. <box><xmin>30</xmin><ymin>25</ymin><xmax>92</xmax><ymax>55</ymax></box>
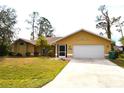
<box><xmin>0</xmin><ymin>0</ymin><xmax>124</xmax><ymax>45</ymax></box>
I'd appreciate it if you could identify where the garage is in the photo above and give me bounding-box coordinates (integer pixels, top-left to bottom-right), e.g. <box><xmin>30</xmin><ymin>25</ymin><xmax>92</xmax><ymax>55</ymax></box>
<box><xmin>73</xmin><ymin>45</ymin><xmax>104</xmax><ymax>59</ymax></box>
<box><xmin>54</xmin><ymin>29</ymin><xmax>111</xmax><ymax>58</ymax></box>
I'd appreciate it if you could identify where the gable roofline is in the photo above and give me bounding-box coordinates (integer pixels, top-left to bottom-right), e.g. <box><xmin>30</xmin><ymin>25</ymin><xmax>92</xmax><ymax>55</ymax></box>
<box><xmin>14</xmin><ymin>38</ymin><xmax>36</xmax><ymax>45</ymax></box>
<box><xmin>13</xmin><ymin>37</ymin><xmax>63</xmax><ymax>45</ymax></box>
<box><xmin>52</xmin><ymin>28</ymin><xmax>111</xmax><ymax>44</ymax></box>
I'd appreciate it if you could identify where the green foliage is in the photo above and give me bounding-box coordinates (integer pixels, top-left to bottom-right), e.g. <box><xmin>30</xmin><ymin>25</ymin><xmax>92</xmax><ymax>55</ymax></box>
<box><xmin>0</xmin><ymin>5</ymin><xmax>17</xmax><ymax>56</ymax></box>
<box><xmin>119</xmin><ymin>54</ymin><xmax>124</xmax><ymax>58</ymax></box>
<box><xmin>0</xmin><ymin>57</ymin><xmax>67</xmax><ymax>87</ymax></box>
<box><xmin>26</xmin><ymin>11</ymin><xmax>39</xmax><ymax>40</ymax></box>
<box><xmin>16</xmin><ymin>53</ymin><xmax>22</xmax><ymax>57</ymax></box>
<box><xmin>38</xmin><ymin>17</ymin><xmax>54</xmax><ymax>37</ymax></box>
<box><xmin>46</xmin><ymin>45</ymin><xmax>55</xmax><ymax>57</ymax></box>
<box><xmin>120</xmin><ymin>37</ymin><xmax>124</xmax><ymax>45</ymax></box>
<box><xmin>47</xmin><ymin>50</ymin><xmax>55</xmax><ymax>57</ymax></box>
<box><xmin>114</xmin><ymin>16</ymin><xmax>124</xmax><ymax>38</ymax></box>
<box><xmin>8</xmin><ymin>51</ymin><xmax>16</xmax><ymax>56</ymax></box>
<box><xmin>36</xmin><ymin>35</ymin><xmax>48</xmax><ymax>55</ymax></box>
<box><xmin>26</xmin><ymin>12</ymin><xmax>54</xmax><ymax>39</ymax></box>
<box><xmin>0</xmin><ymin>45</ymin><xmax>8</xmax><ymax>56</ymax></box>
<box><xmin>111</xmin><ymin>41</ymin><xmax>116</xmax><ymax>51</ymax></box>
<box><xmin>96</xmin><ymin>5</ymin><xmax>122</xmax><ymax>39</ymax></box>
<box><xmin>25</xmin><ymin>52</ymin><xmax>31</xmax><ymax>57</ymax></box>
<box><xmin>111</xmin><ymin>59</ymin><xmax>124</xmax><ymax>68</ymax></box>
<box><xmin>36</xmin><ymin>35</ymin><xmax>48</xmax><ymax>48</ymax></box>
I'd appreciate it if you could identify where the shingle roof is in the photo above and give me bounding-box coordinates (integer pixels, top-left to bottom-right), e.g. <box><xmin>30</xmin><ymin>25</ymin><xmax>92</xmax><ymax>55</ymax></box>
<box><xmin>14</xmin><ymin>37</ymin><xmax>62</xmax><ymax>45</ymax></box>
<box><xmin>18</xmin><ymin>38</ymin><xmax>36</xmax><ymax>45</ymax></box>
<box><xmin>46</xmin><ymin>37</ymin><xmax>62</xmax><ymax>44</ymax></box>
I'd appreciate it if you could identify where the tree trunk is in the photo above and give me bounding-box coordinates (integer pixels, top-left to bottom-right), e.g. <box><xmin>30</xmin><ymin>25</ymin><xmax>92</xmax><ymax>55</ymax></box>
<box><xmin>106</xmin><ymin>18</ymin><xmax>111</xmax><ymax>39</ymax></box>
<box><xmin>32</xmin><ymin>18</ymin><xmax>35</xmax><ymax>40</ymax></box>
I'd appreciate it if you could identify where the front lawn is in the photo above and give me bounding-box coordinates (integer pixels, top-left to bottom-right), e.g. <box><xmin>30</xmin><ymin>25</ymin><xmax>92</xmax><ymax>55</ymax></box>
<box><xmin>0</xmin><ymin>57</ymin><xmax>68</xmax><ymax>88</ymax></box>
<box><xmin>110</xmin><ymin>57</ymin><xmax>124</xmax><ymax>68</ymax></box>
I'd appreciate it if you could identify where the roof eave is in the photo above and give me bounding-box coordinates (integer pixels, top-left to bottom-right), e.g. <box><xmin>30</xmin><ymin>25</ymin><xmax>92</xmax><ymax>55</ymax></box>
<box><xmin>52</xmin><ymin>28</ymin><xmax>111</xmax><ymax>43</ymax></box>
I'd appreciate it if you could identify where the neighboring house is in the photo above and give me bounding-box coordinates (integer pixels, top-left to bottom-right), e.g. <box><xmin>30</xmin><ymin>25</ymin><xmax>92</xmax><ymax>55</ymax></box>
<box><xmin>114</xmin><ymin>46</ymin><xmax>124</xmax><ymax>52</ymax></box>
<box><xmin>11</xmin><ymin>37</ymin><xmax>62</xmax><ymax>56</ymax></box>
<box><xmin>12</xmin><ymin>28</ymin><xmax>111</xmax><ymax>58</ymax></box>
<box><xmin>53</xmin><ymin>29</ymin><xmax>111</xmax><ymax>59</ymax></box>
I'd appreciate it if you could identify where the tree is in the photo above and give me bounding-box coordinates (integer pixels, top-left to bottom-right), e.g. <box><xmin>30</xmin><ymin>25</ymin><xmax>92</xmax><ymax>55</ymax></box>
<box><xmin>120</xmin><ymin>37</ymin><xmax>124</xmax><ymax>45</ymax></box>
<box><xmin>38</xmin><ymin>17</ymin><xmax>54</xmax><ymax>37</ymax></box>
<box><xmin>114</xmin><ymin>16</ymin><xmax>124</xmax><ymax>38</ymax></box>
<box><xmin>0</xmin><ymin>5</ymin><xmax>17</xmax><ymax>56</ymax></box>
<box><xmin>111</xmin><ymin>40</ymin><xmax>116</xmax><ymax>51</ymax></box>
<box><xmin>26</xmin><ymin>11</ymin><xmax>39</xmax><ymax>40</ymax></box>
<box><xmin>96</xmin><ymin>5</ymin><xmax>121</xmax><ymax>39</ymax></box>
<box><xmin>36</xmin><ymin>35</ymin><xmax>48</xmax><ymax>55</ymax></box>
<box><xmin>26</xmin><ymin>12</ymin><xmax>54</xmax><ymax>38</ymax></box>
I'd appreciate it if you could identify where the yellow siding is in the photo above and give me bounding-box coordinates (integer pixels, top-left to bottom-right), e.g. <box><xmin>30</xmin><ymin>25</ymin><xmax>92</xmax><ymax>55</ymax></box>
<box><xmin>12</xmin><ymin>40</ymin><xmax>35</xmax><ymax>56</ymax></box>
<box><xmin>27</xmin><ymin>44</ymin><xmax>34</xmax><ymax>54</ymax></box>
<box><xmin>56</xmin><ymin>31</ymin><xmax>111</xmax><ymax>55</ymax></box>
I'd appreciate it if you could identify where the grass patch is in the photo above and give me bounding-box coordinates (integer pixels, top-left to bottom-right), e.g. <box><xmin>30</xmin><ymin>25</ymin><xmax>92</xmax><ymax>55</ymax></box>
<box><xmin>110</xmin><ymin>58</ymin><xmax>124</xmax><ymax>68</ymax></box>
<box><xmin>0</xmin><ymin>57</ymin><xmax>68</xmax><ymax>88</ymax></box>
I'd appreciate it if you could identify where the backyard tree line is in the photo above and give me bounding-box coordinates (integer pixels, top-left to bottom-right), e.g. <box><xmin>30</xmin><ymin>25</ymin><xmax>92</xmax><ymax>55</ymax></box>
<box><xmin>0</xmin><ymin>5</ymin><xmax>54</xmax><ymax>56</ymax></box>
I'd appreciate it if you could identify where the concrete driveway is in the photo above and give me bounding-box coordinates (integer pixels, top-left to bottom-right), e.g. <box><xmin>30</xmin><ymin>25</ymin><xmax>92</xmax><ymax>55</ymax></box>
<box><xmin>43</xmin><ymin>59</ymin><xmax>124</xmax><ymax>88</ymax></box>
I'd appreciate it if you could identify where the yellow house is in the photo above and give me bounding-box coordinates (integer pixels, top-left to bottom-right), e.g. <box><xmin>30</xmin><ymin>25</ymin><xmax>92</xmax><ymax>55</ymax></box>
<box><xmin>12</xmin><ymin>28</ymin><xmax>111</xmax><ymax>58</ymax></box>
<box><xmin>12</xmin><ymin>37</ymin><xmax>61</xmax><ymax>56</ymax></box>
<box><xmin>53</xmin><ymin>29</ymin><xmax>111</xmax><ymax>59</ymax></box>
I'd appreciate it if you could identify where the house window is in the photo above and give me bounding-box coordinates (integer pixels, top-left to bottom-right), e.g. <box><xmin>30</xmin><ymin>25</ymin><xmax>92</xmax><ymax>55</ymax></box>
<box><xmin>20</xmin><ymin>42</ymin><xmax>24</xmax><ymax>45</ymax></box>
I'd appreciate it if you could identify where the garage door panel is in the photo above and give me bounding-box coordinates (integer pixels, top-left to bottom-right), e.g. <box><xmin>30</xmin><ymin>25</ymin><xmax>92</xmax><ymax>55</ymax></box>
<box><xmin>73</xmin><ymin>45</ymin><xmax>104</xmax><ymax>58</ymax></box>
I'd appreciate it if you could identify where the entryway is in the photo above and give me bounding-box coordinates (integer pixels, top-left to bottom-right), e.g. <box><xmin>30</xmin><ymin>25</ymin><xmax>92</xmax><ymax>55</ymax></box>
<box><xmin>58</xmin><ymin>45</ymin><xmax>66</xmax><ymax>58</ymax></box>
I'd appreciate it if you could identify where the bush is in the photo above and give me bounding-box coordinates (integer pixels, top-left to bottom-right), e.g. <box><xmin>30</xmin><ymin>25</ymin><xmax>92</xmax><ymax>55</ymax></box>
<box><xmin>119</xmin><ymin>54</ymin><xmax>124</xmax><ymax>58</ymax></box>
<box><xmin>115</xmin><ymin>52</ymin><xmax>119</xmax><ymax>58</ymax></box>
<box><xmin>34</xmin><ymin>52</ymin><xmax>39</xmax><ymax>56</ymax></box>
<box><xmin>16</xmin><ymin>53</ymin><xmax>22</xmax><ymax>57</ymax></box>
<box><xmin>47</xmin><ymin>50</ymin><xmax>55</xmax><ymax>57</ymax></box>
<box><xmin>0</xmin><ymin>45</ymin><xmax>8</xmax><ymax>56</ymax></box>
<box><xmin>25</xmin><ymin>52</ymin><xmax>31</xmax><ymax>57</ymax></box>
<box><xmin>8</xmin><ymin>51</ymin><xmax>16</xmax><ymax>56</ymax></box>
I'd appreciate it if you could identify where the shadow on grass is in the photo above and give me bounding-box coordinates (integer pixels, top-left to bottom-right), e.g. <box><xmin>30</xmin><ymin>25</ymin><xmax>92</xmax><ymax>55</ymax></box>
<box><xmin>0</xmin><ymin>57</ymin><xmax>5</xmax><ymax>62</ymax></box>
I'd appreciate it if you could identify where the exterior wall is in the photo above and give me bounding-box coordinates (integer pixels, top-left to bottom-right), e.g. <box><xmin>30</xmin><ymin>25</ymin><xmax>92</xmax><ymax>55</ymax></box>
<box><xmin>55</xmin><ymin>31</ymin><xmax>111</xmax><ymax>57</ymax></box>
<box><xmin>27</xmin><ymin>43</ymin><xmax>35</xmax><ymax>55</ymax></box>
<box><xmin>34</xmin><ymin>46</ymin><xmax>41</xmax><ymax>53</ymax></box>
<box><xmin>12</xmin><ymin>40</ymin><xmax>35</xmax><ymax>56</ymax></box>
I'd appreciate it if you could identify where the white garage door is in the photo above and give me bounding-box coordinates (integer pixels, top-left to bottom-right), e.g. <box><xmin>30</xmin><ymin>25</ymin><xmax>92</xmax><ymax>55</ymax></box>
<box><xmin>73</xmin><ymin>45</ymin><xmax>104</xmax><ymax>59</ymax></box>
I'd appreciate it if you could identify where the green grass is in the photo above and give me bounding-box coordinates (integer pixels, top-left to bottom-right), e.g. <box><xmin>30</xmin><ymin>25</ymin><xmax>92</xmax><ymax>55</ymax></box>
<box><xmin>111</xmin><ymin>58</ymin><xmax>124</xmax><ymax>68</ymax></box>
<box><xmin>0</xmin><ymin>57</ymin><xmax>68</xmax><ymax>88</ymax></box>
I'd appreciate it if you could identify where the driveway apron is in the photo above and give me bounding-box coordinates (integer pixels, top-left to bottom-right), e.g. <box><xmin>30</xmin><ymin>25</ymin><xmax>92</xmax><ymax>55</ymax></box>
<box><xmin>43</xmin><ymin>59</ymin><xmax>124</xmax><ymax>88</ymax></box>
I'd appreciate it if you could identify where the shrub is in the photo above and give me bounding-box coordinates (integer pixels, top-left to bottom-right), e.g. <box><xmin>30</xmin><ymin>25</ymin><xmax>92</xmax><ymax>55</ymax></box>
<box><xmin>0</xmin><ymin>45</ymin><xmax>8</xmax><ymax>56</ymax></box>
<box><xmin>16</xmin><ymin>53</ymin><xmax>22</xmax><ymax>57</ymax></box>
<box><xmin>47</xmin><ymin>50</ymin><xmax>55</xmax><ymax>57</ymax></box>
<box><xmin>8</xmin><ymin>51</ymin><xmax>16</xmax><ymax>56</ymax></box>
<box><xmin>34</xmin><ymin>52</ymin><xmax>39</xmax><ymax>56</ymax></box>
<box><xmin>25</xmin><ymin>52</ymin><xmax>31</xmax><ymax>57</ymax></box>
<box><xmin>115</xmin><ymin>51</ymin><xmax>119</xmax><ymax>58</ymax></box>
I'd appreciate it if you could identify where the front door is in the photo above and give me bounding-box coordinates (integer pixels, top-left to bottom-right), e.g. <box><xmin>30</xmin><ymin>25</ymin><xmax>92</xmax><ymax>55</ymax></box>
<box><xmin>59</xmin><ymin>45</ymin><xmax>66</xmax><ymax>58</ymax></box>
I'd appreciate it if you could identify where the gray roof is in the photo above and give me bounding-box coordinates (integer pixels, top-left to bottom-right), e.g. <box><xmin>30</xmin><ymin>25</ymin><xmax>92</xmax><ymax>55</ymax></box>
<box><xmin>15</xmin><ymin>37</ymin><xmax>62</xmax><ymax>45</ymax></box>
<box><xmin>46</xmin><ymin>37</ymin><xmax>62</xmax><ymax>44</ymax></box>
